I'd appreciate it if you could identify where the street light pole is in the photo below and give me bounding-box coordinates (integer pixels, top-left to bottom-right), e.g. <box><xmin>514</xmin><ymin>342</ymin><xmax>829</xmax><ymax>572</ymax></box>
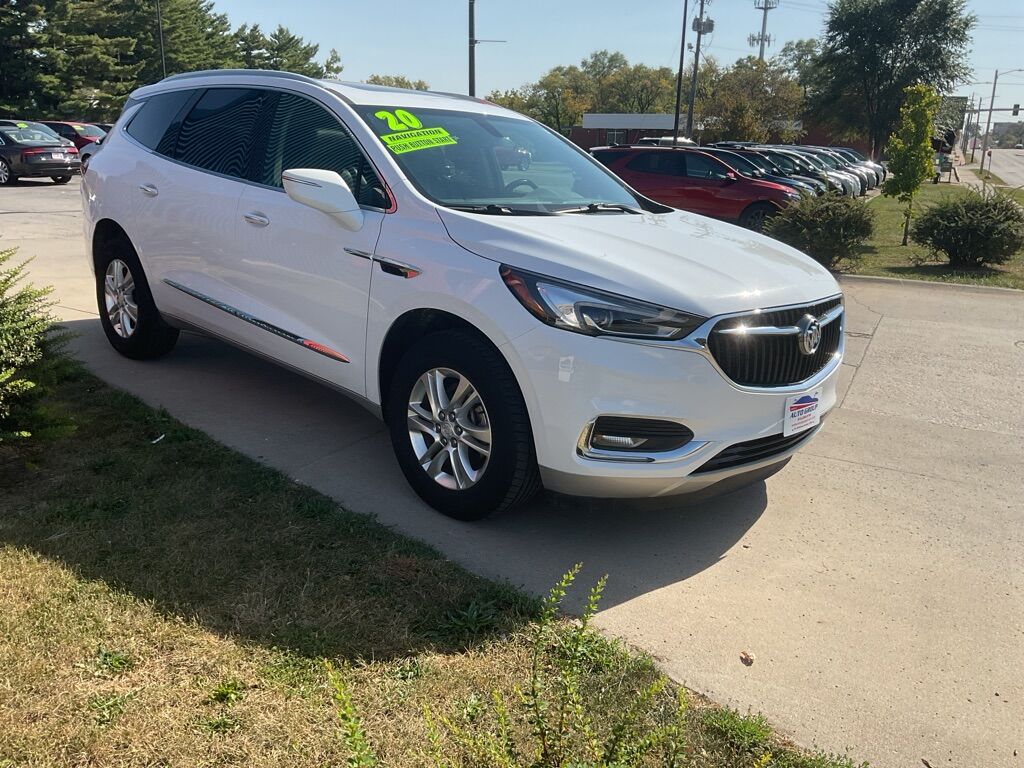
<box><xmin>979</xmin><ymin>68</ymin><xmax>1024</xmax><ymax>175</ymax></box>
<box><xmin>156</xmin><ymin>0</ymin><xmax>167</xmax><ymax>79</ymax></box>
<box><xmin>980</xmin><ymin>70</ymin><xmax>998</xmax><ymax>176</ymax></box>
<box><xmin>671</xmin><ymin>0</ymin><xmax>689</xmax><ymax>145</ymax></box>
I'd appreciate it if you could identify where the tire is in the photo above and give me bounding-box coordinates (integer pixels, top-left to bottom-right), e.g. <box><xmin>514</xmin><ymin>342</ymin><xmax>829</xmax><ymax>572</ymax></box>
<box><xmin>51</xmin><ymin>175</ymin><xmax>71</xmax><ymax>184</ymax></box>
<box><xmin>386</xmin><ymin>329</ymin><xmax>541</xmax><ymax>520</ymax></box>
<box><xmin>0</xmin><ymin>158</ymin><xmax>15</xmax><ymax>186</ymax></box>
<box><xmin>95</xmin><ymin>236</ymin><xmax>179</xmax><ymax>359</ymax></box>
<box><xmin>739</xmin><ymin>202</ymin><xmax>777</xmax><ymax>232</ymax></box>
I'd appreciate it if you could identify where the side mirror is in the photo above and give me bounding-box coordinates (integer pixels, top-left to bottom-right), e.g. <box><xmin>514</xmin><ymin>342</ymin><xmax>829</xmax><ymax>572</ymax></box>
<box><xmin>282</xmin><ymin>168</ymin><xmax>364</xmax><ymax>231</ymax></box>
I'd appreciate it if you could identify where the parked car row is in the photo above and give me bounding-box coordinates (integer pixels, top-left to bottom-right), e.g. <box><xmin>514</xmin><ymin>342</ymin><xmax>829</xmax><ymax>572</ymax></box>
<box><xmin>0</xmin><ymin>118</ymin><xmax>107</xmax><ymax>185</ymax></box>
<box><xmin>590</xmin><ymin>141</ymin><xmax>885</xmax><ymax>231</ymax></box>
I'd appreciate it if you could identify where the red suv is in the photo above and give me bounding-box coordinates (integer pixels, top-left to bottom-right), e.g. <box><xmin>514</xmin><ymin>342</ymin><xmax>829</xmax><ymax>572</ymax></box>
<box><xmin>592</xmin><ymin>146</ymin><xmax>799</xmax><ymax>230</ymax></box>
<box><xmin>39</xmin><ymin>121</ymin><xmax>106</xmax><ymax>150</ymax></box>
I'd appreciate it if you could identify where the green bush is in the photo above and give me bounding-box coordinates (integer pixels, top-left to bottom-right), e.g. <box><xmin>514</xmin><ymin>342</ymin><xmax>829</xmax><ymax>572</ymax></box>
<box><xmin>0</xmin><ymin>247</ymin><xmax>69</xmax><ymax>441</ymax></box>
<box><xmin>910</xmin><ymin>187</ymin><xmax>1024</xmax><ymax>269</ymax></box>
<box><xmin>763</xmin><ymin>194</ymin><xmax>875</xmax><ymax>270</ymax></box>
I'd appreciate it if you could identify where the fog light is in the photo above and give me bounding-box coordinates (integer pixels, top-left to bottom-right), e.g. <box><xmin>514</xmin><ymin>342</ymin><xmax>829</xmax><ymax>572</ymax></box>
<box><xmin>584</xmin><ymin>416</ymin><xmax>695</xmax><ymax>454</ymax></box>
<box><xmin>592</xmin><ymin>433</ymin><xmax>647</xmax><ymax>449</ymax></box>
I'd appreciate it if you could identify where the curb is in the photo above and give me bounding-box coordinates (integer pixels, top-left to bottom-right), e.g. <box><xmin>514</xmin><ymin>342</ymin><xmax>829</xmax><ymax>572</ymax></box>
<box><xmin>836</xmin><ymin>272</ymin><xmax>1024</xmax><ymax>295</ymax></box>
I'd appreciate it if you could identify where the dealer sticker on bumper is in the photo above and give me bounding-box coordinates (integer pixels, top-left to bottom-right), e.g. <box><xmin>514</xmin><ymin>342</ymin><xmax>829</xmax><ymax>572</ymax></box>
<box><xmin>783</xmin><ymin>389</ymin><xmax>822</xmax><ymax>437</ymax></box>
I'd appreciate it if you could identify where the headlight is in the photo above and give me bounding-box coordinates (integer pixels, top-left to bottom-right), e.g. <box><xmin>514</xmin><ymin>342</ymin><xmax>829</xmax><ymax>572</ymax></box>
<box><xmin>500</xmin><ymin>266</ymin><xmax>705</xmax><ymax>340</ymax></box>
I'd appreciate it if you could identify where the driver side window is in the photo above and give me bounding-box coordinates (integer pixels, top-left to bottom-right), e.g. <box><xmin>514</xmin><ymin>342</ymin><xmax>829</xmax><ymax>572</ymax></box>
<box><xmin>252</xmin><ymin>92</ymin><xmax>387</xmax><ymax>209</ymax></box>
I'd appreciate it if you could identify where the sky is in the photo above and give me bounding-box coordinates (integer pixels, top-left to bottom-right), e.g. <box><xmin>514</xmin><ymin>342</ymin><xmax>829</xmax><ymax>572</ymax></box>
<box><xmin>214</xmin><ymin>0</ymin><xmax>1024</xmax><ymax>123</ymax></box>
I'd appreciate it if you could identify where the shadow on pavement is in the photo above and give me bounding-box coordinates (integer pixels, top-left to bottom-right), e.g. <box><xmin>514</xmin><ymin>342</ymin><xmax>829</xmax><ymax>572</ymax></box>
<box><xmin>2</xmin><ymin>318</ymin><xmax>770</xmax><ymax>651</ymax></box>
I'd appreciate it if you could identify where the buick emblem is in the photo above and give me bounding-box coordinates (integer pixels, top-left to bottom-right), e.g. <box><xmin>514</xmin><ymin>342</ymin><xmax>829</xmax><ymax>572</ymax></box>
<box><xmin>797</xmin><ymin>315</ymin><xmax>821</xmax><ymax>356</ymax></box>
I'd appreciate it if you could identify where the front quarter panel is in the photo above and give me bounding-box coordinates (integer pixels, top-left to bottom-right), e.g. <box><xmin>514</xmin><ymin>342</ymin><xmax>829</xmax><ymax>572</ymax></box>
<box><xmin>365</xmin><ymin>206</ymin><xmax>539</xmax><ymax>406</ymax></box>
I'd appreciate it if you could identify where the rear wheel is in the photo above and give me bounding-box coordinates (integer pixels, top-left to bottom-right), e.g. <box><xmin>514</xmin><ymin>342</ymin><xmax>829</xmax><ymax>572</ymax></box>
<box><xmin>51</xmin><ymin>175</ymin><xmax>71</xmax><ymax>184</ymax></box>
<box><xmin>95</xmin><ymin>237</ymin><xmax>179</xmax><ymax>359</ymax></box>
<box><xmin>386</xmin><ymin>330</ymin><xmax>541</xmax><ymax>520</ymax></box>
<box><xmin>0</xmin><ymin>158</ymin><xmax>15</xmax><ymax>185</ymax></box>
<box><xmin>739</xmin><ymin>202</ymin><xmax>777</xmax><ymax>231</ymax></box>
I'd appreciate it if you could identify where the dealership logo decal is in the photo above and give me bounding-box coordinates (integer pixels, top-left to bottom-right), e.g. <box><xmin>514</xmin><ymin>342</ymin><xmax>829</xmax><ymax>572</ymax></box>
<box><xmin>788</xmin><ymin>394</ymin><xmax>819</xmax><ymax>414</ymax></box>
<box><xmin>797</xmin><ymin>314</ymin><xmax>822</xmax><ymax>355</ymax></box>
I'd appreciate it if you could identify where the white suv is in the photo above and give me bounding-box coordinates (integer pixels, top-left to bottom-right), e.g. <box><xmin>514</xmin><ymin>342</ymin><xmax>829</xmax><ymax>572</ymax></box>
<box><xmin>83</xmin><ymin>70</ymin><xmax>843</xmax><ymax>519</ymax></box>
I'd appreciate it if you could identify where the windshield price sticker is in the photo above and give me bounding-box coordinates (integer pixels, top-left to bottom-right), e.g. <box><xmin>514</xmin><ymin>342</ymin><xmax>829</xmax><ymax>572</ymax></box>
<box><xmin>381</xmin><ymin>127</ymin><xmax>456</xmax><ymax>154</ymax></box>
<box><xmin>375</xmin><ymin>109</ymin><xmax>456</xmax><ymax>154</ymax></box>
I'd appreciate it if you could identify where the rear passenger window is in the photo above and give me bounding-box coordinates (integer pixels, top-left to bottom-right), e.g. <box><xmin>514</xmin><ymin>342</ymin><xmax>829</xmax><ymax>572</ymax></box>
<box><xmin>626</xmin><ymin>152</ymin><xmax>685</xmax><ymax>176</ymax></box>
<box><xmin>251</xmin><ymin>92</ymin><xmax>387</xmax><ymax>208</ymax></box>
<box><xmin>592</xmin><ymin>150</ymin><xmax>628</xmax><ymax>167</ymax></box>
<box><xmin>174</xmin><ymin>88</ymin><xmax>269</xmax><ymax>178</ymax></box>
<box><xmin>126</xmin><ymin>89</ymin><xmax>195</xmax><ymax>151</ymax></box>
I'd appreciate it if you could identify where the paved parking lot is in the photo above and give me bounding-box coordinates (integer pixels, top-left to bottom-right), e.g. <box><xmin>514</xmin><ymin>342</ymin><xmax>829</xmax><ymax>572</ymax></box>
<box><xmin>2</xmin><ymin>178</ymin><xmax>1022</xmax><ymax>767</ymax></box>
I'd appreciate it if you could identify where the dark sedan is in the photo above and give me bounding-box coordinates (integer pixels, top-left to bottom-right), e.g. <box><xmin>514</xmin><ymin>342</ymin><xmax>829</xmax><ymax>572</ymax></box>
<box><xmin>0</xmin><ymin>122</ymin><xmax>80</xmax><ymax>185</ymax></box>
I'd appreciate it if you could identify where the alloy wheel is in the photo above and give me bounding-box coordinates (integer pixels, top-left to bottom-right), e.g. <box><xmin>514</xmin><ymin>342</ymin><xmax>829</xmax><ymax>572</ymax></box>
<box><xmin>0</xmin><ymin>160</ymin><xmax>9</xmax><ymax>185</ymax></box>
<box><xmin>407</xmin><ymin>367</ymin><xmax>492</xmax><ymax>490</ymax></box>
<box><xmin>104</xmin><ymin>258</ymin><xmax>138</xmax><ymax>338</ymax></box>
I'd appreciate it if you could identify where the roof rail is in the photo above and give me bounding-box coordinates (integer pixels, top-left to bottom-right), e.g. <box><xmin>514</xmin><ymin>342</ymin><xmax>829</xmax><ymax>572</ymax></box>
<box><xmin>161</xmin><ymin>69</ymin><xmax>322</xmax><ymax>86</ymax></box>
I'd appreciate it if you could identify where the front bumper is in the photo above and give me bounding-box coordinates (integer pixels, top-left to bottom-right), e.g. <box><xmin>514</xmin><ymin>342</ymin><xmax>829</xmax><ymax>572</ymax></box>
<box><xmin>503</xmin><ymin>320</ymin><xmax>842</xmax><ymax>499</ymax></box>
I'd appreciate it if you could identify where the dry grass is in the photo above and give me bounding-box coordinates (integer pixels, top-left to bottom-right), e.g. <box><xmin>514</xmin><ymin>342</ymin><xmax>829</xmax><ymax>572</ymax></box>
<box><xmin>0</xmin><ymin>370</ymin><xmax>865</xmax><ymax>767</ymax></box>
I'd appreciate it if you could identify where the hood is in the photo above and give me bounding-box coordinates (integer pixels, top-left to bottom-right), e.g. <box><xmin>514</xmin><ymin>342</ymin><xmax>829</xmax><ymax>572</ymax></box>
<box><xmin>437</xmin><ymin>208</ymin><xmax>840</xmax><ymax>318</ymax></box>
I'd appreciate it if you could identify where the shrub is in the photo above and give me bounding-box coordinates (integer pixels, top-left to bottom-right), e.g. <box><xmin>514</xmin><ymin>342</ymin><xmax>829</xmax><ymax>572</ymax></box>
<box><xmin>910</xmin><ymin>187</ymin><xmax>1024</xmax><ymax>269</ymax></box>
<box><xmin>0</xmin><ymin>247</ymin><xmax>69</xmax><ymax>441</ymax></box>
<box><xmin>763</xmin><ymin>194</ymin><xmax>875</xmax><ymax>269</ymax></box>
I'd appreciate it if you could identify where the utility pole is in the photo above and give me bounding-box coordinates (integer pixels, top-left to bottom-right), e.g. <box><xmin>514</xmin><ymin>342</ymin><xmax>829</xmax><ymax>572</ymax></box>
<box><xmin>750</xmin><ymin>0</ymin><xmax>778</xmax><ymax>61</ymax></box>
<box><xmin>961</xmin><ymin>94</ymin><xmax>973</xmax><ymax>157</ymax></box>
<box><xmin>671</xmin><ymin>0</ymin><xmax>690</xmax><ymax>145</ymax></box>
<box><xmin>467</xmin><ymin>0</ymin><xmax>505</xmax><ymax>97</ymax></box>
<box><xmin>685</xmin><ymin>0</ymin><xmax>713</xmax><ymax>136</ymax></box>
<box><xmin>156</xmin><ymin>0</ymin><xmax>167</xmax><ymax>79</ymax></box>
<box><xmin>468</xmin><ymin>0</ymin><xmax>475</xmax><ymax>96</ymax></box>
<box><xmin>980</xmin><ymin>70</ymin><xmax>998</xmax><ymax>175</ymax></box>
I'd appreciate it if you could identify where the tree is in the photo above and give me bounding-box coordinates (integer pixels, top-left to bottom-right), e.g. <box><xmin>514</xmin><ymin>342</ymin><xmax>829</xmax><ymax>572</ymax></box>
<box><xmin>772</xmin><ymin>39</ymin><xmax>820</xmax><ymax>99</ymax></box>
<box><xmin>605</xmin><ymin>64</ymin><xmax>675</xmax><ymax>114</ymax></box>
<box><xmin>882</xmin><ymin>85</ymin><xmax>941</xmax><ymax>245</ymax></box>
<box><xmin>579</xmin><ymin>49</ymin><xmax>628</xmax><ymax>112</ymax></box>
<box><xmin>530</xmin><ymin>66</ymin><xmax>591</xmax><ymax>135</ymax></box>
<box><xmin>810</xmin><ymin>0</ymin><xmax>975</xmax><ymax>157</ymax></box>
<box><xmin>260</xmin><ymin>24</ymin><xmax>341</xmax><ymax>78</ymax></box>
<box><xmin>697</xmin><ymin>57</ymin><xmax>804</xmax><ymax>143</ymax></box>
<box><xmin>366</xmin><ymin>74</ymin><xmax>429</xmax><ymax>90</ymax></box>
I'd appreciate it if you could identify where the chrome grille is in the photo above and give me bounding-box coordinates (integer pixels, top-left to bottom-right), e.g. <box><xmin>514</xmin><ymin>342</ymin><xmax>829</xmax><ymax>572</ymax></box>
<box><xmin>706</xmin><ymin>297</ymin><xmax>842</xmax><ymax>387</ymax></box>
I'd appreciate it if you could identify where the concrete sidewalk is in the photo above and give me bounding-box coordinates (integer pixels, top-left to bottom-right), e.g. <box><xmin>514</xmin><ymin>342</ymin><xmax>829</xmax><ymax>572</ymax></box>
<box><xmin>3</xmin><ymin>179</ymin><xmax>1022</xmax><ymax>767</ymax></box>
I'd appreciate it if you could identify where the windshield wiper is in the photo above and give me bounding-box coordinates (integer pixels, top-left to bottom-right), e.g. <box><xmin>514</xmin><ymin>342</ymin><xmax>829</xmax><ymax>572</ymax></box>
<box><xmin>446</xmin><ymin>204</ymin><xmax>555</xmax><ymax>216</ymax></box>
<box><xmin>555</xmin><ymin>203</ymin><xmax>643</xmax><ymax>215</ymax></box>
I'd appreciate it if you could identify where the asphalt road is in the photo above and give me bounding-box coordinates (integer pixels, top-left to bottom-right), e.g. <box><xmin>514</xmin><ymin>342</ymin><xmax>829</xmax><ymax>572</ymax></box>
<box><xmin>3</xmin><ymin>178</ymin><xmax>1022</xmax><ymax>768</ymax></box>
<box><xmin>986</xmin><ymin>147</ymin><xmax>1024</xmax><ymax>188</ymax></box>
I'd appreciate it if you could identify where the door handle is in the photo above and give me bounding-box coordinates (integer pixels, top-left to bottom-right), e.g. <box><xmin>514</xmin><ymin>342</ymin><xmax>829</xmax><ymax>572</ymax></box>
<box><xmin>138</xmin><ymin>183</ymin><xmax>158</xmax><ymax>197</ymax></box>
<box><xmin>243</xmin><ymin>211</ymin><xmax>270</xmax><ymax>227</ymax></box>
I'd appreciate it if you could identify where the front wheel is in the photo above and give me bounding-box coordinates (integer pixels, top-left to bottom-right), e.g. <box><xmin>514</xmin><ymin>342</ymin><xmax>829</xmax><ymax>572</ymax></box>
<box><xmin>95</xmin><ymin>238</ymin><xmax>179</xmax><ymax>359</ymax></box>
<box><xmin>51</xmin><ymin>175</ymin><xmax>72</xmax><ymax>184</ymax></box>
<box><xmin>739</xmin><ymin>202</ymin><xmax>777</xmax><ymax>232</ymax></box>
<box><xmin>386</xmin><ymin>330</ymin><xmax>541</xmax><ymax>520</ymax></box>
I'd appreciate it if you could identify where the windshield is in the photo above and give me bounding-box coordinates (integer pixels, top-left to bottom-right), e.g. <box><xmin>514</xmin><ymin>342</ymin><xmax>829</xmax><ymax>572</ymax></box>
<box><xmin>739</xmin><ymin>152</ymin><xmax>775</xmax><ymax>173</ymax></box>
<box><xmin>72</xmin><ymin>123</ymin><xmax>106</xmax><ymax>137</ymax></box>
<box><xmin>353</xmin><ymin>105</ymin><xmax>642</xmax><ymax>214</ymax></box>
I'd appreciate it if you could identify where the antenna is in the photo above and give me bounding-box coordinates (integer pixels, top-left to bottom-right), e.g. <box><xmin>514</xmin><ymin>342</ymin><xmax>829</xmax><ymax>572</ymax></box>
<box><xmin>750</xmin><ymin>0</ymin><xmax>779</xmax><ymax>61</ymax></box>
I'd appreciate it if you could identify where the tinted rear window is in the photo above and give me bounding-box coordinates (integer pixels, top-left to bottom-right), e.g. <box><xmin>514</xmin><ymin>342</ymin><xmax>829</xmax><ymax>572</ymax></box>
<box><xmin>625</xmin><ymin>152</ymin><xmax>685</xmax><ymax>176</ymax></box>
<box><xmin>174</xmin><ymin>88</ymin><xmax>270</xmax><ymax>178</ymax></box>
<box><xmin>592</xmin><ymin>150</ymin><xmax>628</xmax><ymax>167</ymax></box>
<box><xmin>126</xmin><ymin>89</ymin><xmax>194</xmax><ymax>150</ymax></box>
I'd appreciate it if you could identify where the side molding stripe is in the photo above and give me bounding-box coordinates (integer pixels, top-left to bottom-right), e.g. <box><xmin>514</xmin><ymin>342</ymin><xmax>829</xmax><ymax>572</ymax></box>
<box><xmin>162</xmin><ymin>278</ymin><xmax>350</xmax><ymax>363</ymax></box>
